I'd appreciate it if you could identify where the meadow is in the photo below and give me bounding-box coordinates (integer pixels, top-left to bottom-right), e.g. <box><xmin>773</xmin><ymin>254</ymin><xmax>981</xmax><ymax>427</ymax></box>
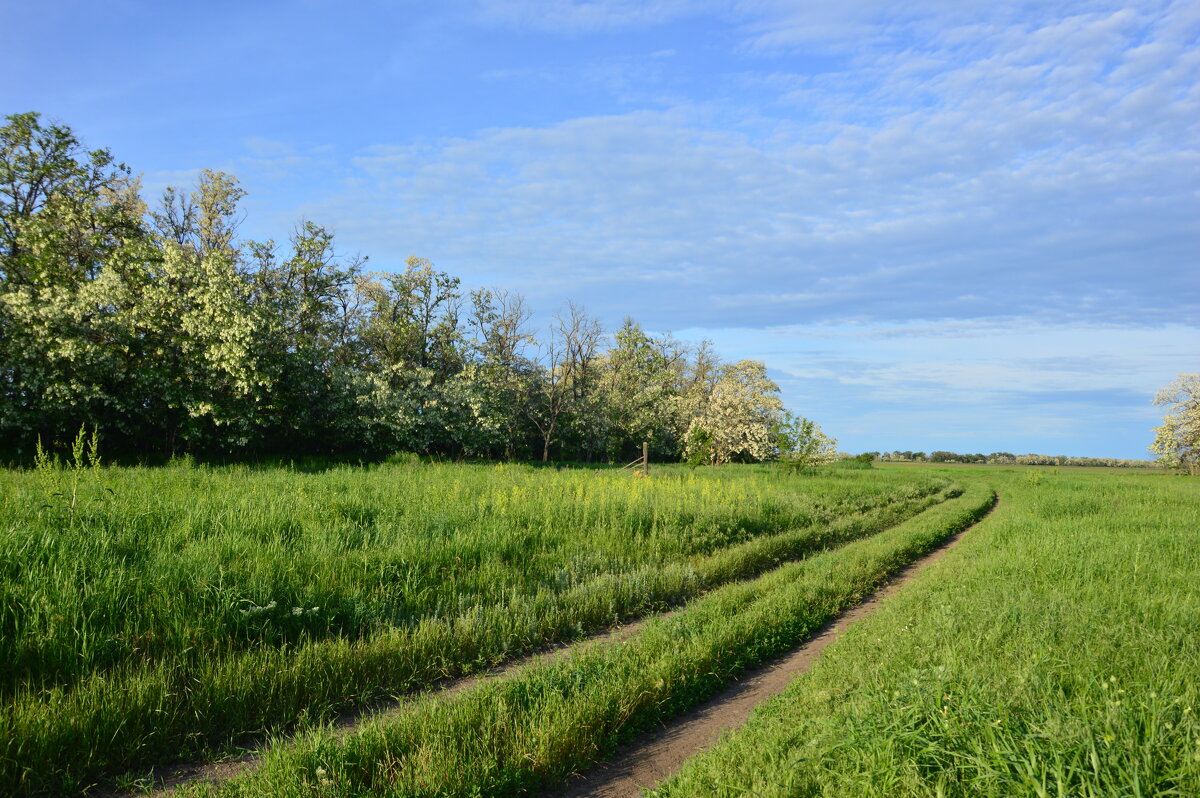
<box><xmin>3</xmin><ymin>461</ymin><xmax>1192</xmax><ymax>797</ymax></box>
<box><xmin>180</xmin><ymin>476</ymin><xmax>995</xmax><ymax>797</ymax></box>
<box><xmin>653</xmin><ymin>467</ymin><xmax>1200</xmax><ymax>797</ymax></box>
<box><xmin>0</xmin><ymin>458</ymin><xmax>953</xmax><ymax>795</ymax></box>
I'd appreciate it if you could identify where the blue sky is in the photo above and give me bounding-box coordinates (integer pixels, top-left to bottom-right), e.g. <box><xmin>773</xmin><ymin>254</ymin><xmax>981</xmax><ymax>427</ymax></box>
<box><xmin>4</xmin><ymin>0</ymin><xmax>1197</xmax><ymax>458</ymax></box>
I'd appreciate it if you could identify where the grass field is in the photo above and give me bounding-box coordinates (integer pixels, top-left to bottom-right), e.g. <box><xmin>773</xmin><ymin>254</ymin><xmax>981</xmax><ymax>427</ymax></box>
<box><xmin>0</xmin><ymin>459</ymin><xmax>952</xmax><ymax>795</ymax></box>
<box><xmin>2</xmin><ymin>461</ymin><xmax>1193</xmax><ymax>796</ymax></box>
<box><xmin>179</xmin><ymin>480</ymin><xmax>996</xmax><ymax>797</ymax></box>
<box><xmin>652</xmin><ymin>467</ymin><xmax>1200</xmax><ymax>797</ymax></box>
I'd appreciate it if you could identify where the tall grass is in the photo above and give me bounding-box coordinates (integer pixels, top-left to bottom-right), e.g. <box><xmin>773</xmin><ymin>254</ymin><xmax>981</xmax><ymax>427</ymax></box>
<box><xmin>652</xmin><ymin>469</ymin><xmax>1200</xmax><ymax>797</ymax></box>
<box><xmin>179</xmin><ymin>481</ymin><xmax>996</xmax><ymax>797</ymax></box>
<box><xmin>0</xmin><ymin>461</ymin><xmax>948</xmax><ymax>795</ymax></box>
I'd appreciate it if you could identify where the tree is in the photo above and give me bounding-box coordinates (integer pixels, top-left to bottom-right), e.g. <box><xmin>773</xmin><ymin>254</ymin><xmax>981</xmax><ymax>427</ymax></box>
<box><xmin>349</xmin><ymin>256</ymin><xmax>465</xmax><ymax>454</ymax></box>
<box><xmin>1</xmin><ymin>112</ymin><xmax>144</xmax><ymax>286</ymax></box>
<box><xmin>130</xmin><ymin>241</ymin><xmax>265</xmax><ymax>454</ymax></box>
<box><xmin>772</xmin><ymin>411</ymin><xmax>838</xmax><ymax>472</ymax></box>
<box><xmin>600</xmin><ymin>318</ymin><xmax>678</xmax><ymax>461</ymax></box>
<box><xmin>683</xmin><ymin>424</ymin><xmax>714</xmax><ymax>468</ymax></box>
<box><xmin>684</xmin><ymin>360</ymin><xmax>783</xmax><ymax>465</ymax></box>
<box><xmin>0</xmin><ymin>112</ymin><xmax>153</xmax><ymax>452</ymax></box>
<box><xmin>557</xmin><ymin>303</ymin><xmax>606</xmax><ymax>461</ymax></box>
<box><xmin>1150</xmin><ymin>373</ymin><xmax>1200</xmax><ymax>475</ymax></box>
<box><xmin>465</xmin><ymin>288</ymin><xmax>536</xmax><ymax>458</ymax></box>
<box><xmin>134</xmin><ymin>171</ymin><xmax>264</xmax><ymax>454</ymax></box>
<box><xmin>150</xmin><ymin>169</ymin><xmax>245</xmax><ymax>260</ymax></box>
<box><xmin>528</xmin><ymin>303</ymin><xmax>603</xmax><ymax>461</ymax></box>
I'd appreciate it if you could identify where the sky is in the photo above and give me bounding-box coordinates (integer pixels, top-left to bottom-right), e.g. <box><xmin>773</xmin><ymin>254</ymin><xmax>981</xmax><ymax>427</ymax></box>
<box><xmin>3</xmin><ymin>0</ymin><xmax>1197</xmax><ymax>458</ymax></box>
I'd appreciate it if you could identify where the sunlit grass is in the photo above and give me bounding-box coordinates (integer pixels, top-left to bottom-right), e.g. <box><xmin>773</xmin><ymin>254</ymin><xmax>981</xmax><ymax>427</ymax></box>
<box><xmin>0</xmin><ymin>460</ymin><xmax>947</xmax><ymax>795</ymax></box>
<box><xmin>652</xmin><ymin>468</ymin><xmax>1200</xmax><ymax>797</ymax></box>
<box><xmin>178</xmin><ymin>482</ymin><xmax>995</xmax><ymax>797</ymax></box>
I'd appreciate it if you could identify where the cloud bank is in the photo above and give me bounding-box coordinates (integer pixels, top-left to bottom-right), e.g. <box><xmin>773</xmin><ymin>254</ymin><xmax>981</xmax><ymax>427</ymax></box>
<box><xmin>247</xmin><ymin>1</ymin><xmax>1198</xmax><ymax>334</ymax></box>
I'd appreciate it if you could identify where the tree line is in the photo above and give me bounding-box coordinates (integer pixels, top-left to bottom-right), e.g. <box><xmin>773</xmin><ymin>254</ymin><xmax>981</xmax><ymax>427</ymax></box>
<box><xmin>870</xmin><ymin>451</ymin><xmax>1158</xmax><ymax>468</ymax></box>
<box><xmin>0</xmin><ymin>112</ymin><xmax>836</xmax><ymax>465</ymax></box>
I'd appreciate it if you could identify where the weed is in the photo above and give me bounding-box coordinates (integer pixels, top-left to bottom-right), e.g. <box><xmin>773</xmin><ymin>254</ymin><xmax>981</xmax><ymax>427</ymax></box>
<box><xmin>32</xmin><ymin>425</ymin><xmax>107</xmax><ymax>524</ymax></box>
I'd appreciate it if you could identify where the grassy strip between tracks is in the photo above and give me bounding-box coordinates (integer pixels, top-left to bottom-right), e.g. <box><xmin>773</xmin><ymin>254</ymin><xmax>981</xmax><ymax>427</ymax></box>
<box><xmin>3</xmin><ymin>474</ymin><xmax>953</xmax><ymax>796</ymax></box>
<box><xmin>652</xmin><ymin>469</ymin><xmax>1200</xmax><ymax>797</ymax></box>
<box><xmin>177</xmin><ymin>483</ymin><xmax>996</xmax><ymax>797</ymax></box>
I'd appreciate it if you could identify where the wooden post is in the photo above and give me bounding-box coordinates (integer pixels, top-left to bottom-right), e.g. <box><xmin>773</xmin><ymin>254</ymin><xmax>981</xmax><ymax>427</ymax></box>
<box><xmin>642</xmin><ymin>441</ymin><xmax>649</xmax><ymax>475</ymax></box>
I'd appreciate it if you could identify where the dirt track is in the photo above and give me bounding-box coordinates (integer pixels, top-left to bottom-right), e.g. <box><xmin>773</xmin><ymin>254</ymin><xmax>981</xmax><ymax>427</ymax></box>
<box><xmin>126</xmin><ymin>614</ymin><xmax>661</xmax><ymax>796</ymax></box>
<box><xmin>119</xmin><ymin>496</ymin><xmax>996</xmax><ymax>798</ymax></box>
<box><xmin>545</xmin><ymin>496</ymin><xmax>998</xmax><ymax>798</ymax></box>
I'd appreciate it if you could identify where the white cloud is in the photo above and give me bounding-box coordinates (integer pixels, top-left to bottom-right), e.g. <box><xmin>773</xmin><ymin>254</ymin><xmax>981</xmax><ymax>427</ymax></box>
<box><xmin>691</xmin><ymin>320</ymin><xmax>1196</xmax><ymax>393</ymax></box>
<box><xmin>243</xmin><ymin>137</ymin><xmax>297</xmax><ymax>159</ymax></box>
<box><xmin>254</xmin><ymin>1</ymin><xmax>1195</xmax><ymax>335</ymax></box>
<box><xmin>671</xmin><ymin>319</ymin><xmax>1198</xmax><ymax>457</ymax></box>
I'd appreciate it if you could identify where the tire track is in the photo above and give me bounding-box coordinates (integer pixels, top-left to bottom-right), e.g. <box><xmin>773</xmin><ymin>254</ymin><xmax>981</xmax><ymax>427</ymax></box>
<box><xmin>103</xmin><ymin>491</ymin><xmax>973</xmax><ymax>798</ymax></box>
<box><xmin>545</xmin><ymin>494</ymin><xmax>1000</xmax><ymax>798</ymax></box>
<box><xmin>111</xmin><ymin>613</ymin><xmax>658</xmax><ymax>797</ymax></box>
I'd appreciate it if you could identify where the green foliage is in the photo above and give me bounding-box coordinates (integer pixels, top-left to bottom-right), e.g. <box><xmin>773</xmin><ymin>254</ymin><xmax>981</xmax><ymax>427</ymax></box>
<box><xmin>0</xmin><ymin>111</ymin><xmax>145</xmax><ymax>286</ymax></box>
<box><xmin>773</xmin><ymin>411</ymin><xmax>838</xmax><ymax>473</ymax></box>
<box><xmin>827</xmin><ymin>453</ymin><xmax>874</xmax><ymax>470</ymax></box>
<box><xmin>32</xmin><ymin>424</ymin><xmax>105</xmax><ymax>524</ymax></box>
<box><xmin>577</xmin><ymin>317</ymin><xmax>678</xmax><ymax>462</ymax></box>
<box><xmin>683</xmin><ymin>424</ymin><xmax>714</xmax><ymax>468</ymax></box>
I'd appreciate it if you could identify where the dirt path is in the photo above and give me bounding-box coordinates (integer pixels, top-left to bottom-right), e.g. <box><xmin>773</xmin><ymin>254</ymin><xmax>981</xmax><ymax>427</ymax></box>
<box><xmin>123</xmin><ymin>605</ymin><xmax>673</xmax><ymax>796</ymax></box>
<box><xmin>545</xmin><ymin>496</ymin><xmax>999</xmax><ymax>798</ymax></box>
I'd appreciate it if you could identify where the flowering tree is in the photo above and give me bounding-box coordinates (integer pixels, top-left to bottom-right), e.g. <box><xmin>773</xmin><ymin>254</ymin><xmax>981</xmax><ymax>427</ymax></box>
<box><xmin>1150</xmin><ymin>373</ymin><xmax>1200</xmax><ymax>475</ymax></box>
<box><xmin>684</xmin><ymin>360</ymin><xmax>783</xmax><ymax>465</ymax></box>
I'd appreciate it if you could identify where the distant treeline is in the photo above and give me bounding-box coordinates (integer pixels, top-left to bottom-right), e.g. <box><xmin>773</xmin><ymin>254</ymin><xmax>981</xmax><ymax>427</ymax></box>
<box><xmin>1</xmin><ymin>112</ymin><xmax>802</xmax><ymax>464</ymax></box>
<box><xmin>868</xmin><ymin>451</ymin><xmax>1158</xmax><ymax>468</ymax></box>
